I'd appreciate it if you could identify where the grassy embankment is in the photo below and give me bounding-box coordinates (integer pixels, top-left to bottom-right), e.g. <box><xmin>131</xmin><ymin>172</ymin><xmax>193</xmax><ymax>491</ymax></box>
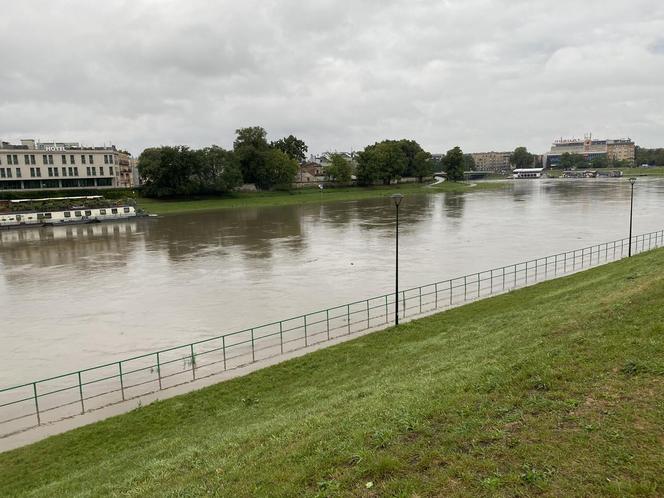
<box><xmin>137</xmin><ymin>181</ymin><xmax>507</xmax><ymax>215</ymax></box>
<box><xmin>2</xmin><ymin>249</ymin><xmax>664</xmax><ymax>496</ymax></box>
<box><xmin>547</xmin><ymin>167</ymin><xmax>664</xmax><ymax>178</ymax></box>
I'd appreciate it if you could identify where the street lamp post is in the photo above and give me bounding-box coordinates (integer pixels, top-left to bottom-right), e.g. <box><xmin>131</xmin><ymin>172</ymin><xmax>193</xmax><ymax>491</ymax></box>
<box><xmin>391</xmin><ymin>193</ymin><xmax>404</xmax><ymax>326</ymax></box>
<box><xmin>628</xmin><ymin>177</ymin><xmax>636</xmax><ymax>257</ymax></box>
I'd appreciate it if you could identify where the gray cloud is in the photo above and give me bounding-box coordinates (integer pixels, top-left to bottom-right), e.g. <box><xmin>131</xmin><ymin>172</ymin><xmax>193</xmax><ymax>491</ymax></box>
<box><xmin>1</xmin><ymin>0</ymin><xmax>663</xmax><ymax>155</ymax></box>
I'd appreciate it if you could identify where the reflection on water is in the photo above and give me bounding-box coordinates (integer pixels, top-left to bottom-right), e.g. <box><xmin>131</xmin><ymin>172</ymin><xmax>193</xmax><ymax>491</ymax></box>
<box><xmin>1</xmin><ymin>178</ymin><xmax>663</xmax><ymax>385</ymax></box>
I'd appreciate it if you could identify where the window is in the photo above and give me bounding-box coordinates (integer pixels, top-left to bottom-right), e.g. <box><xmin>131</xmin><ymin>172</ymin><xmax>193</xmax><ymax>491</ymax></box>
<box><xmin>36</xmin><ymin>168</ymin><xmax>41</xmax><ymax>177</ymax></box>
<box><xmin>91</xmin><ymin>167</ymin><xmax>96</xmax><ymax>176</ymax></box>
<box><xmin>81</xmin><ymin>155</ymin><xmax>86</xmax><ymax>164</ymax></box>
<box><xmin>70</xmin><ymin>155</ymin><xmax>75</xmax><ymax>164</ymax></box>
<box><xmin>7</xmin><ymin>168</ymin><xmax>11</xmax><ymax>178</ymax></box>
<box><xmin>6</xmin><ymin>155</ymin><xmax>13</xmax><ymax>165</ymax></box>
<box><xmin>68</xmin><ymin>167</ymin><xmax>73</xmax><ymax>176</ymax></box>
<box><xmin>100</xmin><ymin>209</ymin><xmax>107</xmax><ymax>215</ymax></box>
<box><xmin>100</xmin><ymin>166</ymin><xmax>104</xmax><ymax>176</ymax></box>
<box><xmin>124</xmin><ymin>207</ymin><xmax>130</xmax><ymax>213</ymax></box>
<box><xmin>84</xmin><ymin>210</ymin><xmax>92</xmax><ymax>216</ymax></box>
<box><xmin>74</xmin><ymin>211</ymin><xmax>82</xmax><ymax>217</ymax></box>
<box><xmin>109</xmin><ymin>166</ymin><xmax>113</xmax><ymax>175</ymax></box>
<box><xmin>44</xmin><ymin>213</ymin><xmax>52</xmax><ymax>219</ymax></box>
<box><xmin>30</xmin><ymin>167</ymin><xmax>35</xmax><ymax>177</ymax></box>
<box><xmin>0</xmin><ymin>168</ymin><xmax>5</xmax><ymax>178</ymax></box>
<box><xmin>64</xmin><ymin>212</ymin><xmax>71</xmax><ymax>218</ymax></box>
<box><xmin>53</xmin><ymin>167</ymin><xmax>59</xmax><ymax>177</ymax></box>
<box><xmin>48</xmin><ymin>154</ymin><xmax>53</xmax><ymax>165</ymax></box>
<box><xmin>86</xmin><ymin>167</ymin><xmax>91</xmax><ymax>176</ymax></box>
<box><xmin>13</xmin><ymin>155</ymin><xmax>18</xmax><ymax>165</ymax></box>
<box><xmin>104</xmin><ymin>155</ymin><xmax>108</xmax><ymax>164</ymax></box>
<box><xmin>111</xmin><ymin>208</ymin><xmax>118</xmax><ymax>214</ymax></box>
<box><xmin>89</xmin><ymin>155</ymin><xmax>94</xmax><ymax>164</ymax></box>
<box><xmin>16</xmin><ymin>168</ymin><xmax>21</xmax><ymax>178</ymax></box>
<box><xmin>74</xmin><ymin>167</ymin><xmax>79</xmax><ymax>176</ymax></box>
<box><xmin>61</xmin><ymin>167</ymin><xmax>66</xmax><ymax>176</ymax></box>
<box><xmin>42</xmin><ymin>155</ymin><xmax>47</xmax><ymax>164</ymax></box>
<box><xmin>24</xmin><ymin>155</ymin><xmax>30</xmax><ymax>164</ymax></box>
<box><xmin>48</xmin><ymin>167</ymin><xmax>53</xmax><ymax>177</ymax></box>
<box><xmin>61</xmin><ymin>155</ymin><xmax>67</xmax><ymax>164</ymax></box>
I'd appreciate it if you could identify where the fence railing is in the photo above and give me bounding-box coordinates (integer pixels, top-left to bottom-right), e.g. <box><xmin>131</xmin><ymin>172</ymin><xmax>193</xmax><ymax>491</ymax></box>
<box><xmin>1</xmin><ymin>229</ymin><xmax>663</xmax><ymax>439</ymax></box>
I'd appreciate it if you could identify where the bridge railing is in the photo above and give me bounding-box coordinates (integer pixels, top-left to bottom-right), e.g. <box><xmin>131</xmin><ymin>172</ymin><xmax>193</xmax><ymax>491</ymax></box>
<box><xmin>1</xmin><ymin>229</ymin><xmax>663</xmax><ymax>438</ymax></box>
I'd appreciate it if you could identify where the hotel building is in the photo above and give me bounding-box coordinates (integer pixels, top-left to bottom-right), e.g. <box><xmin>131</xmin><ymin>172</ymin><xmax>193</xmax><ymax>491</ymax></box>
<box><xmin>546</xmin><ymin>136</ymin><xmax>635</xmax><ymax>167</ymax></box>
<box><xmin>0</xmin><ymin>139</ymin><xmax>136</xmax><ymax>191</ymax></box>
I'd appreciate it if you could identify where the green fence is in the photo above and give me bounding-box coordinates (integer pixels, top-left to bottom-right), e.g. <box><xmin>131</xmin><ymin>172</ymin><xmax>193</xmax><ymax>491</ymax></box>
<box><xmin>1</xmin><ymin>229</ymin><xmax>663</xmax><ymax>439</ymax></box>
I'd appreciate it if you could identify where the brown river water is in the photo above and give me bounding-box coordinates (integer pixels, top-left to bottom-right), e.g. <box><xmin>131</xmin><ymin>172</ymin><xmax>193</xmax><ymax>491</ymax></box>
<box><xmin>1</xmin><ymin>178</ymin><xmax>663</xmax><ymax>387</ymax></box>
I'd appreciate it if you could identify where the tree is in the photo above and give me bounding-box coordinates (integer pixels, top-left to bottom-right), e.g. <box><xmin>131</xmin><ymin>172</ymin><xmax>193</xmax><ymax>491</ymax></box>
<box><xmin>510</xmin><ymin>147</ymin><xmax>534</xmax><ymax>169</ymax></box>
<box><xmin>272</xmin><ymin>135</ymin><xmax>308</xmax><ymax>163</ymax></box>
<box><xmin>356</xmin><ymin>141</ymin><xmax>408</xmax><ymax>185</ymax></box>
<box><xmin>233</xmin><ymin>126</ymin><xmax>270</xmax><ymax>184</ymax></box>
<box><xmin>589</xmin><ymin>155</ymin><xmax>608</xmax><ymax>169</ymax></box>
<box><xmin>560</xmin><ymin>153</ymin><xmax>587</xmax><ymax>170</ymax></box>
<box><xmin>258</xmin><ymin>149</ymin><xmax>299</xmax><ymax>189</ymax></box>
<box><xmin>412</xmin><ymin>150</ymin><xmax>433</xmax><ymax>182</ymax></box>
<box><xmin>444</xmin><ymin>146</ymin><xmax>465</xmax><ymax>181</ymax></box>
<box><xmin>326</xmin><ymin>153</ymin><xmax>353</xmax><ymax>183</ymax></box>
<box><xmin>138</xmin><ymin>146</ymin><xmax>198</xmax><ymax>197</ymax></box>
<box><xmin>463</xmin><ymin>154</ymin><xmax>476</xmax><ymax>171</ymax></box>
<box><xmin>196</xmin><ymin>146</ymin><xmax>243</xmax><ymax>193</ymax></box>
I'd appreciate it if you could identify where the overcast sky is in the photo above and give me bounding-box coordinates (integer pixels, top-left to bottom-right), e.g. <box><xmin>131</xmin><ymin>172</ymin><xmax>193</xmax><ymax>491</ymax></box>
<box><xmin>1</xmin><ymin>0</ymin><xmax>663</xmax><ymax>156</ymax></box>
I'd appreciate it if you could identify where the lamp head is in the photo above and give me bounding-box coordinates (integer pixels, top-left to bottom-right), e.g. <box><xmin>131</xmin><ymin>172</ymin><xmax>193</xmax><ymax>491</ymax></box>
<box><xmin>391</xmin><ymin>193</ymin><xmax>404</xmax><ymax>206</ymax></box>
<box><xmin>629</xmin><ymin>177</ymin><xmax>637</xmax><ymax>185</ymax></box>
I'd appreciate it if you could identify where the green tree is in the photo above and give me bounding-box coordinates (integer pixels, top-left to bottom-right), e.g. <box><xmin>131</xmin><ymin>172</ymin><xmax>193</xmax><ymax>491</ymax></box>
<box><xmin>356</xmin><ymin>141</ymin><xmax>408</xmax><ymax>185</ymax></box>
<box><xmin>233</xmin><ymin>126</ymin><xmax>270</xmax><ymax>184</ymax></box>
<box><xmin>589</xmin><ymin>155</ymin><xmax>608</xmax><ymax>169</ymax></box>
<box><xmin>510</xmin><ymin>147</ymin><xmax>534</xmax><ymax>169</ymax></box>
<box><xmin>138</xmin><ymin>146</ymin><xmax>198</xmax><ymax>197</ymax></box>
<box><xmin>463</xmin><ymin>154</ymin><xmax>476</xmax><ymax>171</ymax></box>
<box><xmin>560</xmin><ymin>153</ymin><xmax>587</xmax><ymax>169</ymax></box>
<box><xmin>412</xmin><ymin>150</ymin><xmax>433</xmax><ymax>181</ymax></box>
<box><xmin>196</xmin><ymin>146</ymin><xmax>243</xmax><ymax>193</ymax></box>
<box><xmin>444</xmin><ymin>146</ymin><xmax>465</xmax><ymax>181</ymax></box>
<box><xmin>326</xmin><ymin>153</ymin><xmax>353</xmax><ymax>183</ymax></box>
<box><xmin>258</xmin><ymin>149</ymin><xmax>298</xmax><ymax>189</ymax></box>
<box><xmin>272</xmin><ymin>135</ymin><xmax>308</xmax><ymax>163</ymax></box>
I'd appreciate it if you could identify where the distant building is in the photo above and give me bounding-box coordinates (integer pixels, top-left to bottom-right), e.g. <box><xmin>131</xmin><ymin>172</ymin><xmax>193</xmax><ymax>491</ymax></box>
<box><xmin>469</xmin><ymin>151</ymin><xmax>512</xmax><ymax>172</ymax></box>
<box><xmin>0</xmin><ymin>139</ymin><xmax>136</xmax><ymax>191</ymax></box>
<box><xmin>546</xmin><ymin>135</ymin><xmax>635</xmax><ymax>167</ymax></box>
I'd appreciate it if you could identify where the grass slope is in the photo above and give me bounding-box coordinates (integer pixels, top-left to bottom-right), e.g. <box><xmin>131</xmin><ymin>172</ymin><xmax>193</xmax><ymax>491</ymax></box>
<box><xmin>137</xmin><ymin>181</ymin><xmax>506</xmax><ymax>215</ymax></box>
<box><xmin>2</xmin><ymin>250</ymin><xmax>664</xmax><ymax>497</ymax></box>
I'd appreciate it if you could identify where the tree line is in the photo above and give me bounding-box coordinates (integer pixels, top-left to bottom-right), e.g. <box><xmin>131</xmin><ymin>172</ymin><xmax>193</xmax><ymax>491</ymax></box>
<box><xmin>139</xmin><ymin>127</ymin><xmax>304</xmax><ymax>197</ymax></box>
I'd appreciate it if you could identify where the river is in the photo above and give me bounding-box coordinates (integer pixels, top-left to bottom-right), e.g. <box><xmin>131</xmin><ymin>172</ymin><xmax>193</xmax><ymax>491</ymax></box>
<box><xmin>1</xmin><ymin>178</ymin><xmax>663</xmax><ymax>386</ymax></box>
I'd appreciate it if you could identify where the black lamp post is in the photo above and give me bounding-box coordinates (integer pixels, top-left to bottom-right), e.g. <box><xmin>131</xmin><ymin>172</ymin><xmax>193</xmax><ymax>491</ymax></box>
<box><xmin>628</xmin><ymin>177</ymin><xmax>636</xmax><ymax>257</ymax></box>
<box><xmin>391</xmin><ymin>193</ymin><xmax>403</xmax><ymax>326</ymax></box>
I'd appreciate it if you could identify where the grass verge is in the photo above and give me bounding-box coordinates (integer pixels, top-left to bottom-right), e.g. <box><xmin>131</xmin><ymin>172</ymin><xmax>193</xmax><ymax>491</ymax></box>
<box><xmin>137</xmin><ymin>181</ymin><xmax>507</xmax><ymax>215</ymax></box>
<box><xmin>2</xmin><ymin>249</ymin><xmax>664</xmax><ymax>496</ymax></box>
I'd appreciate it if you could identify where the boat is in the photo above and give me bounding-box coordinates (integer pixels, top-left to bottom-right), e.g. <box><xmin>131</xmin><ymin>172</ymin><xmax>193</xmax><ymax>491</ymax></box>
<box><xmin>0</xmin><ymin>196</ymin><xmax>138</xmax><ymax>230</ymax></box>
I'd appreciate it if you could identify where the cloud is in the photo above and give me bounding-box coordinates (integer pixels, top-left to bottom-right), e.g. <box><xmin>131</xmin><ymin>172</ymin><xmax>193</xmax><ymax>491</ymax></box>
<box><xmin>1</xmin><ymin>0</ymin><xmax>663</xmax><ymax>155</ymax></box>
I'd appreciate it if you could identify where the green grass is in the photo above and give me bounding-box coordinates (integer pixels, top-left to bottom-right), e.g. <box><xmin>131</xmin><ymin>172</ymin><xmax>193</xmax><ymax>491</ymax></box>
<box><xmin>137</xmin><ymin>181</ymin><xmax>507</xmax><ymax>215</ymax></box>
<box><xmin>547</xmin><ymin>167</ymin><xmax>664</xmax><ymax>178</ymax></box>
<box><xmin>2</xmin><ymin>249</ymin><xmax>664</xmax><ymax>497</ymax></box>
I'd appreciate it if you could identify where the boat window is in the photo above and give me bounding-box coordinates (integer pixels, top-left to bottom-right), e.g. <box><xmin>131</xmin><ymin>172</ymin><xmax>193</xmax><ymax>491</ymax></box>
<box><xmin>44</xmin><ymin>213</ymin><xmax>52</xmax><ymax>219</ymax></box>
<box><xmin>100</xmin><ymin>209</ymin><xmax>106</xmax><ymax>215</ymax></box>
<box><xmin>64</xmin><ymin>212</ymin><xmax>71</xmax><ymax>218</ymax></box>
<box><xmin>124</xmin><ymin>207</ymin><xmax>130</xmax><ymax>213</ymax></box>
<box><xmin>75</xmin><ymin>211</ymin><xmax>82</xmax><ymax>217</ymax></box>
<box><xmin>111</xmin><ymin>208</ymin><xmax>118</xmax><ymax>214</ymax></box>
<box><xmin>85</xmin><ymin>210</ymin><xmax>92</xmax><ymax>216</ymax></box>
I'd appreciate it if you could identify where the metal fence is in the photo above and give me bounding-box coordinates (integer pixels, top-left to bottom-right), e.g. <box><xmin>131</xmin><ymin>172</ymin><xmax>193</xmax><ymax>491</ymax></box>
<box><xmin>1</xmin><ymin>229</ymin><xmax>663</xmax><ymax>439</ymax></box>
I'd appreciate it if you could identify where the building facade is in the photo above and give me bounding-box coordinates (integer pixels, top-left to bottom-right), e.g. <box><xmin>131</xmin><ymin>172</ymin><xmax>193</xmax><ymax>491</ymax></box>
<box><xmin>547</xmin><ymin>135</ymin><xmax>635</xmax><ymax>167</ymax></box>
<box><xmin>0</xmin><ymin>139</ymin><xmax>135</xmax><ymax>191</ymax></box>
<box><xmin>469</xmin><ymin>151</ymin><xmax>512</xmax><ymax>172</ymax></box>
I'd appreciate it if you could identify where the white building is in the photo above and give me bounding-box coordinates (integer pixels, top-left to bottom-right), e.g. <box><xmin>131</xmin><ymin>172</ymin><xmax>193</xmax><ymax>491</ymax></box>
<box><xmin>0</xmin><ymin>139</ymin><xmax>136</xmax><ymax>191</ymax></box>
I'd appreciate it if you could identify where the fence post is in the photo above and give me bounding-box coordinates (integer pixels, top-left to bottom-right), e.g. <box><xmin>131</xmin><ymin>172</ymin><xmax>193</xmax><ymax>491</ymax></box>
<box><xmin>156</xmin><ymin>352</ymin><xmax>162</xmax><ymax>390</ymax></box>
<box><xmin>347</xmin><ymin>305</ymin><xmax>351</xmax><ymax>334</ymax></box>
<box><xmin>77</xmin><ymin>371</ymin><xmax>85</xmax><ymax>414</ymax></box>
<box><xmin>118</xmin><ymin>361</ymin><xmax>125</xmax><ymax>401</ymax></box>
<box><xmin>449</xmin><ymin>279</ymin><xmax>453</xmax><ymax>305</ymax></box>
<box><xmin>564</xmin><ymin>252</ymin><xmax>567</xmax><ymax>272</ymax></box>
<box><xmin>222</xmin><ymin>336</ymin><xmax>227</xmax><ymax>370</ymax></box>
<box><xmin>554</xmin><ymin>254</ymin><xmax>557</xmax><ymax>275</ymax></box>
<box><xmin>190</xmin><ymin>343</ymin><xmax>196</xmax><ymax>380</ymax></box>
<box><xmin>33</xmin><ymin>382</ymin><xmax>40</xmax><ymax>426</ymax></box>
<box><xmin>464</xmin><ymin>275</ymin><xmax>467</xmax><ymax>301</ymax></box>
<box><xmin>402</xmin><ymin>291</ymin><xmax>406</xmax><ymax>319</ymax></box>
<box><xmin>502</xmin><ymin>267</ymin><xmax>505</xmax><ymax>290</ymax></box>
<box><xmin>279</xmin><ymin>321</ymin><xmax>284</xmax><ymax>354</ymax></box>
<box><xmin>419</xmin><ymin>287</ymin><xmax>422</xmax><ymax>313</ymax></box>
<box><xmin>384</xmin><ymin>296</ymin><xmax>388</xmax><ymax>324</ymax></box>
<box><xmin>326</xmin><ymin>309</ymin><xmax>331</xmax><ymax>339</ymax></box>
<box><xmin>525</xmin><ymin>261</ymin><xmax>528</xmax><ymax>284</ymax></box>
<box><xmin>366</xmin><ymin>300</ymin><xmax>371</xmax><ymax>328</ymax></box>
<box><xmin>435</xmin><ymin>282</ymin><xmax>439</xmax><ymax>308</ymax></box>
<box><xmin>514</xmin><ymin>264</ymin><xmax>517</xmax><ymax>287</ymax></box>
<box><xmin>476</xmin><ymin>273</ymin><xmax>480</xmax><ymax>298</ymax></box>
<box><xmin>304</xmin><ymin>316</ymin><xmax>308</xmax><ymax>347</ymax></box>
<box><xmin>490</xmin><ymin>270</ymin><xmax>494</xmax><ymax>293</ymax></box>
<box><xmin>251</xmin><ymin>328</ymin><xmax>255</xmax><ymax>362</ymax></box>
<box><xmin>535</xmin><ymin>259</ymin><xmax>538</xmax><ymax>281</ymax></box>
